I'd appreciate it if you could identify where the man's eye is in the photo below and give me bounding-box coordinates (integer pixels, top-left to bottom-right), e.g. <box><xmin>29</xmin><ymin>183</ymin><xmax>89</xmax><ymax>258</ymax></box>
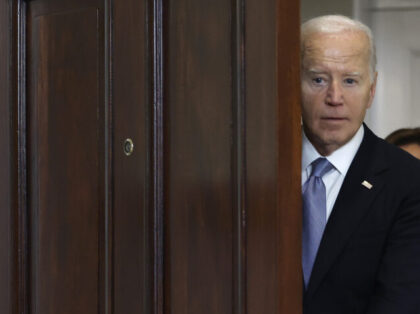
<box><xmin>344</xmin><ymin>78</ymin><xmax>356</xmax><ymax>85</ymax></box>
<box><xmin>313</xmin><ymin>77</ymin><xmax>325</xmax><ymax>84</ymax></box>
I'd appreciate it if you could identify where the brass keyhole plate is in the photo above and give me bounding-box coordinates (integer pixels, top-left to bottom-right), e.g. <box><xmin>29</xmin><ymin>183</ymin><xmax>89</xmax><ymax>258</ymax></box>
<box><xmin>124</xmin><ymin>138</ymin><xmax>134</xmax><ymax>156</ymax></box>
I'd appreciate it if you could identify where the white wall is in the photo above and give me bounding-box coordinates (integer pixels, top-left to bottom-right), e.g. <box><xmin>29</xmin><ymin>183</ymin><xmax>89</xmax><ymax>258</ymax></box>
<box><xmin>356</xmin><ymin>0</ymin><xmax>420</xmax><ymax>138</ymax></box>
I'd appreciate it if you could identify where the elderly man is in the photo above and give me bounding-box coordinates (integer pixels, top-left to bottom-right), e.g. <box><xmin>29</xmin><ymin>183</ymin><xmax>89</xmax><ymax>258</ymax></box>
<box><xmin>301</xmin><ymin>15</ymin><xmax>420</xmax><ymax>313</ymax></box>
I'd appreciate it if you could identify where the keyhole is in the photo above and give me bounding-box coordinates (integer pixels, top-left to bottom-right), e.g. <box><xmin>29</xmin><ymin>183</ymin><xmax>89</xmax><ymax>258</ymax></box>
<box><xmin>124</xmin><ymin>138</ymin><xmax>134</xmax><ymax>156</ymax></box>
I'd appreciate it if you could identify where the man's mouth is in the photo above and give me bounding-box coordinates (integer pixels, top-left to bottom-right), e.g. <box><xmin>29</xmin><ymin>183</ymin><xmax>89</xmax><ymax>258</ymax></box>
<box><xmin>322</xmin><ymin>117</ymin><xmax>347</xmax><ymax>121</ymax></box>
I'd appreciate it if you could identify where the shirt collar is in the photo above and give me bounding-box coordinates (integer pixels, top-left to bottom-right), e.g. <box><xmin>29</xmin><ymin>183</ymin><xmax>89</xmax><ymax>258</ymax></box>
<box><xmin>302</xmin><ymin>125</ymin><xmax>365</xmax><ymax>176</ymax></box>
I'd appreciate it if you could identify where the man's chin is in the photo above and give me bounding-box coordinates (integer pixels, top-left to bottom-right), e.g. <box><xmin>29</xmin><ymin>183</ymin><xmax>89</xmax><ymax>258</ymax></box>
<box><xmin>313</xmin><ymin>133</ymin><xmax>351</xmax><ymax>155</ymax></box>
<box><xmin>319</xmin><ymin>120</ymin><xmax>349</xmax><ymax>133</ymax></box>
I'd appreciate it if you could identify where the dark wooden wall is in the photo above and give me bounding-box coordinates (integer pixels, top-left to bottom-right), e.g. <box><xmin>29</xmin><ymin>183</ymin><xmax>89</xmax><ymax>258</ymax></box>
<box><xmin>0</xmin><ymin>0</ymin><xmax>13</xmax><ymax>313</ymax></box>
<box><xmin>2</xmin><ymin>0</ymin><xmax>302</xmax><ymax>313</ymax></box>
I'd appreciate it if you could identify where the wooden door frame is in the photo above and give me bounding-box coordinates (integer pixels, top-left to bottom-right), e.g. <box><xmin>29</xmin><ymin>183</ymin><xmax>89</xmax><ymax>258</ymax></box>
<box><xmin>3</xmin><ymin>1</ymin><xmax>26</xmax><ymax>313</ymax></box>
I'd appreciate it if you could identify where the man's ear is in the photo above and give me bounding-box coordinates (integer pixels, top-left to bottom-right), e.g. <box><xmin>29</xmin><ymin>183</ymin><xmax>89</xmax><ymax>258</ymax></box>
<box><xmin>367</xmin><ymin>72</ymin><xmax>378</xmax><ymax>108</ymax></box>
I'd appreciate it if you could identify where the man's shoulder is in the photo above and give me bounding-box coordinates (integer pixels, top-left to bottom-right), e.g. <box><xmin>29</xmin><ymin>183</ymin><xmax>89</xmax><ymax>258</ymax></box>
<box><xmin>368</xmin><ymin>132</ymin><xmax>420</xmax><ymax>191</ymax></box>
<box><xmin>358</xmin><ymin>126</ymin><xmax>420</xmax><ymax>184</ymax></box>
<box><xmin>376</xmin><ymin>134</ymin><xmax>420</xmax><ymax>170</ymax></box>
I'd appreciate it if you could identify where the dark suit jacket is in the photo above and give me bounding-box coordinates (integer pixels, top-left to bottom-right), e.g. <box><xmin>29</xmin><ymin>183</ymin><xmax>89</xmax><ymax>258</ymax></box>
<box><xmin>303</xmin><ymin>124</ymin><xmax>420</xmax><ymax>314</ymax></box>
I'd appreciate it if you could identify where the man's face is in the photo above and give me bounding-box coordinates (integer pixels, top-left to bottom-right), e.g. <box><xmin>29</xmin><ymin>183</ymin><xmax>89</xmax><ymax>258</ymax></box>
<box><xmin>301</xmin><ymin>31</ymin><xmax>377</xmax><ymax>156</ymax></box>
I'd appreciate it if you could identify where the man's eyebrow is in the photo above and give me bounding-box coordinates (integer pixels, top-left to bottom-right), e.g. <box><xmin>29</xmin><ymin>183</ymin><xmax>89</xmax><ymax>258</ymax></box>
<box><xmin>345</xmin><ymin>72</ymin><xmax>362</xmax><ymax>77</ymax></box>
<box><xmin>307</xmin><ymin>69</ymin><xmax>327</xmax><ymax>75</ymax></box>
<box><xmin>306</xmin><ymin>70</ymin><xmax>363</xmax><ymax>77</ymax></box>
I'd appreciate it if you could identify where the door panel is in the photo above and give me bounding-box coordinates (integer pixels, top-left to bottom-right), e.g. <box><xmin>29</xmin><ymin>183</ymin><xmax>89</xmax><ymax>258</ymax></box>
<box><xmin>165</xmin><ymin>1</ymin><xmax>233</xmax><ymax>313</ymax></box>
<box><xmin>27</xmin><ymin>1</ymin><xmax>105</xmax><ymax>313</ymax></box>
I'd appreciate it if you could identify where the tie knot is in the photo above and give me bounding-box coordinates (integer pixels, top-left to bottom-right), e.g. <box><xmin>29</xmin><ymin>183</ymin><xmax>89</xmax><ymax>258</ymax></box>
<box><xmin>310</xmin><ymin>158</ymin><xmax>333</xmax><ymax>178</ymax></box>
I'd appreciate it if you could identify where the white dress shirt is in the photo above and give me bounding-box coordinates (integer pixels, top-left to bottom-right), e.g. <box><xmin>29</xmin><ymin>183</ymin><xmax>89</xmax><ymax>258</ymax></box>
<box><xmin>302</xmin><ymin>125</ymin><xmax>364</xmax><ymax>220</ymax></box>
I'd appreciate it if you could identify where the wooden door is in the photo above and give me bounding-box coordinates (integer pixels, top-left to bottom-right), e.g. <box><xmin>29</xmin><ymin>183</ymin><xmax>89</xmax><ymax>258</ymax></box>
<box><xmin>2</xmin><ymin>0</ymin><xmax>302</xmax><ymax>313</ymax></box>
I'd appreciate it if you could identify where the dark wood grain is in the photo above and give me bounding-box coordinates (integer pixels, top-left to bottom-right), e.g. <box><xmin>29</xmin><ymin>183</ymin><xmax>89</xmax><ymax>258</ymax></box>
<box><xmin>27</xmin><ymin>1</ymin><xmax>106</xmax><ymax>313</ymax></box>
<box><xmin>0</xmin><ymin>0</ymin><xmax>13</xmax><ymax>313</ymax></box>
<box><xmin>150</xmin><ymin>0</ymin><xmax>165</xmax><ymax>313</ymax></box>
<box><xmin>232</xmin><ymin>0</ymin><xmax>247</xmax><ymax>312</ymax></box>
<box><xmin>6</xmin><ymin>0</ymin><xmax>302</xmax><ymax>313</ymax></box>
<box><xmin>165</xmin><ymin>0</ymin><xmax>234</xmax><ymax>313</ymax></box>
<box><xmin>103</xmin><ymin>1</ymin><xmax>112</xmax><ymax>313</ymax></box>
<box><xmin>165</xmin><ymin>0</ymin><xmax>301</xmax><ymax>313</ymax></box>
<box><xmin>276</xmin><ymin>1</ymin><xmax>302</xmax><ymax>311</ymax></box>
<box><xmin>246</xmin><ymin>0</ymin><xmax>302</xmax><ymax>313</ymax></box>
<box><xmin>17</xmin><ymin>2</ymin><xmax>29</xmax><ymax>314</ymax></box>
<box><xmin>113</xmin><ymin>0</ymin><xmax>150</xmax><ymax>313</ymax></box>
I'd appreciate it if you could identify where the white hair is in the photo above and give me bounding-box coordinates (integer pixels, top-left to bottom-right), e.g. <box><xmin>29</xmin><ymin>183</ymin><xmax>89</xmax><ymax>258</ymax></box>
<box><xmin>301</xmin><ymin>15</ymin><xmax>377</xmax><ymax>81</ymax></box>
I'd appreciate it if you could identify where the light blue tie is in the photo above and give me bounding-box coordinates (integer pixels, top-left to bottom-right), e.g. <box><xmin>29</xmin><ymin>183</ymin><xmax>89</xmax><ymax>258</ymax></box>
<box><xmin>302</xmin><ymin>158</ymin><xmax>333</xmax><ymax>288</ymax></box>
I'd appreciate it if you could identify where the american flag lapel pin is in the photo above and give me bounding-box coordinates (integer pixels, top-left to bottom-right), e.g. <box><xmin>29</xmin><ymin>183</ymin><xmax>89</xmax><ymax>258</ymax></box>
<box><xmin>361</xmin><ymin>180</ymin><xmax>373</xmax><ymax>189</ymax></box>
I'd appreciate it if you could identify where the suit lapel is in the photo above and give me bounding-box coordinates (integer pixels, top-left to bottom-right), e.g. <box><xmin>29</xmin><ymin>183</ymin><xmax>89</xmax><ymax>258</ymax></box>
<box><xmin>304</xmin><ymin>126</ymin><xmax>389</xmax><ymax>300</ymax></box>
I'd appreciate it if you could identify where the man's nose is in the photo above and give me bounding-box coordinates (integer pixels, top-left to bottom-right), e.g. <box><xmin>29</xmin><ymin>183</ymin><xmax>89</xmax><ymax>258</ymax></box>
<box><xmin>326</xmin><ymin>81</ymin><xmax>343</xmax><ymax>105</ymax></box>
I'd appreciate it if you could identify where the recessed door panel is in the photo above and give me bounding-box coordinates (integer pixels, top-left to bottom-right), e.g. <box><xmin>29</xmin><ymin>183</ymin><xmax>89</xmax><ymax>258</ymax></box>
<box><xmin>27</xmin><ymin>2</ymin><xmax>105</xmax><ymax>313</ymax></box>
